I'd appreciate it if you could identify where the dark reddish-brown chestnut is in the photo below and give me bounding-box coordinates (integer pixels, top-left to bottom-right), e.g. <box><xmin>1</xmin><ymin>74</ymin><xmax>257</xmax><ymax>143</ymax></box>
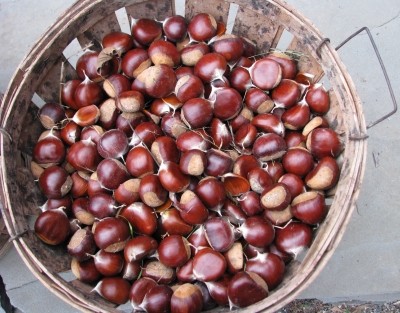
<box><xmin>93</xmin><ymin>277</ymin><xmax>131</xmax><ymax>305</ymax></box>
<box><xmin>34</xmin><ymin>209</ymin><xmax>70</xmax><ymax>245</ymax></box>
<box><xmin>38</xmin><ymin>166</ymin><xmax>72</xmax><ymax>199</ymax></box>
<box><xmin>93</xmin><ymin>217</ymin><xmax>131</xmax><ymax>252</ymax></box>
<box><xmin>291</xmin><ymin>191</ymin><xmax>327</xmax><ymax>225</ymax></box>
<box><xmin>158</xmin><ymin>235</ymin><xmax>191</xmax><ymax>268</ymax></box>
<box><xmin>193</xmin><ymin>247</ymin><xmax>227</xmax><ymax>282</ymax></box>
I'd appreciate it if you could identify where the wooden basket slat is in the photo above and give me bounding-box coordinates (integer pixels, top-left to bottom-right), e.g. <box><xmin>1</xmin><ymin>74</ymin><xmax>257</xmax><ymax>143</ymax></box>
<box><xmin>287</xmin><ymin>36</ymin><xmax>325</xmax><ymax>81</ymax></box>
<box><xmin>185</xmin><ymin>0</ymin><xmax>230</xmax><ymax>24</ymax></box>
<box><xmin>325</xmin><ymin>89</ymin><xmax>347</xmax><ymax>134</ymax></box>
<box><xmin>125</xmin><ymin>0</ymin><xmax>173</xmax><ymax>21</ymax></box>
<box><xmin>77</xmin><ymin>13</ymin><xmax>122</xmax><ymax>51</ymax></box>
<box><xmin>232</xmin><ymin>6</ymin><xmax>281</xmax><ymax>54</ymax></box>
<box><xmin>0</xmin><ymin>0</ymin><xmax>367</xmax><ymax>312</ymax></box>
<box><xmin>36</xmin><ymin>57</ymin><xmax>79</xmax><ymax>105</ymax></box>
<box><xmin>17</xmin><ymin>102</ymin><xmax>44</xmax><ymax>157</ymax></box>
<box><xmin>16</xmin><ymin>166</ymin><xmax>44</xmax><ymax>216</ymax></box>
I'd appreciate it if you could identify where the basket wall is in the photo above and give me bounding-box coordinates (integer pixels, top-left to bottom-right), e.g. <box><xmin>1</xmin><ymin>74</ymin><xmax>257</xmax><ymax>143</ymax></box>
<box><xmin>0</xmin><ymin>0</ymin><xmax>367</xmax><ymax>312</ymax></box>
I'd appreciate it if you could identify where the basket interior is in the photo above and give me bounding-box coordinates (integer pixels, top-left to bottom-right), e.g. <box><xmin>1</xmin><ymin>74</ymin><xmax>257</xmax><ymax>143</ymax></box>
<box><xmin>0</xmin><ymin>0</ymin><xmax>366</xmax><ymax>312</ymax></box>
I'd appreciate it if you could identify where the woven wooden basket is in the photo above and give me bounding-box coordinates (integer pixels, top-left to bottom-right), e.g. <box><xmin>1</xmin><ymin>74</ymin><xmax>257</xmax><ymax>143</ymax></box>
<box><xmin>0</xmin><ymin>0</ymin><xmax>367</xmax><ymax>312</ymax></box>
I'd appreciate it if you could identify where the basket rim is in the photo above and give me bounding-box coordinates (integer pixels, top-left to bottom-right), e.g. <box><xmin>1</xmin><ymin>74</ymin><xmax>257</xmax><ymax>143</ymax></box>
<box><xmin>0</xmin><ymin>0</ymin><xmax>367</xmax><ymax>312</ymax></box>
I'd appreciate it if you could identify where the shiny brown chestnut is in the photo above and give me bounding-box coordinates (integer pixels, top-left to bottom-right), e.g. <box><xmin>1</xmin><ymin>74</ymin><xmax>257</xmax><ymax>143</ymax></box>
<box><xmin>139</xmin><ymin>174</ymin><xmax>168</xmax><ymax>207</ymax></box>
<box><xmin>71</xmin><ymin>258</ymin><xmax>102</xmax><ymax>284</ymax></box>
<box><xmin>158</xmin><ymin>161</ymin><xmax>190</xmax><ymax>193</ymax></box>
<box><xmin>187</xmin><ymin>13</ymin><xmax>217</xmax><ymax>42</ymax></box>
<box><xmin>181</xmin><ymin>98</ymin><xmax>213</xmax><ymax>129</ymax></box>
<box><xmin>34</xmin><ymin>209</ymin><xmax>70</xmax><ymax>245</ymax></box>
<box><xmin>148</xmin><ymin>39</ymin><xmax>181</xmax><ymax>68</ymax></box>
<box><xmin>163</xmin><ymin>15</ymin><xmax>188</xmax><ymax>42</ymax></box>
<box><xmin>204</xmin><ymin>217</ymin><xmax>235</xmax><ymax>253</ymax></box>
<box><xmin>180</xmin><ymin>43</ymin><xmax>210</xmax><ymax>67</ymax></box>
<box><xmin>114</xmin><ymin>178</ymin><xmax>141</xmax><ymax>205</ymax></box>
<box><xmin>195</xmin><ymin>176</ymin><xmax>226</xmax><ymax>213</ymax></box>
<box><xmin>93</xmin><ymin>277</ymin><xmax>131</xmax><ymax>305</ymax></box>
<box><xmin>158</xmin><ymin>235</ymin><xmax>191</xmax><ymax>268</ymax></box>
<box><xmin>305</xmin><ymin>156</ymin><xmax>340</xmax><ymax>190</ymax></box>
<box><xmin>260</xmin><ymin>182</ymin><xmax>292</xmax><ymax>211</ymax></box>
<box><xmin>143</xmin><ymin>64</ymin><xmax>177</xmax><ymax>98</ymax></box>
<box><xmin>171</xmin><ymin>283</ymin><xmax>203</xmax><ymax>313</ymax></box>
<box><xmin>278</xmin><ymin>173</ymin><xmax>306</xmax><ymax>199</ymax></box>
<box><xmin>281</xmin><ymin>147</ymin><xmax>314</xmax><ymax>177</ymax></box>
<box><xmin>247</xmin><ymin>168</ymin><xmax>273</xmax><ymax>194</ymax></box>
<box><xmin>228</xmin><ymin>271</ymin><xmax>268</xmax><ymax>308</ymax></box>
<box><xmin>250</xmin><ymin>58</ymin><xmax>282</xmax><ymax>90</ymax></box>
<box><xmin>131</xmin><ymin>18</ymin><xmax>162</xmax><ymax>46</ymax></box>
<box><xmin>93</xmin><ymin>249</ymin><xmax>124</xmax><ymax>277</ymax></box>
<box><xmin>274</xmin><ymin>221</ymin><xmax>313</xmax><ymax>256</ymax></box>
<box><xmin>96</xmin><ymin>158</ymin><xmax>130</xmax><ymax>190</ymax></box>
<box><xmin>240</xmin><ymin>215</ymin><xmax>275</xmax><ymax>248</ymax></box>
<box><xmin>305</xmin><ymin>83</ymin><xmax>330</xmax><ymax>115</ymax></box>
<box><xmin>124</xmin><ymin>235</ymin><xmax>158</xmax><ymax>263</ymax></box>
<box><xmin>306</xmin><ymin>128</ymin><xmax>344</xmax><ymax>159</ymax></box>
<box><xmin>193</xmin><ymin>247</ymin><xmax>227</xmax><ymax>282</ymax></box>
<box><xmin>291</xmin><ymin>191</ymin><xmax>327</xmax><ymax>225</ymax></box>
<box><xmin>126</xmin><ymin>146</ymin><xmax>155</xmax><ymax>178</ymax></box>
<box><xmin>119</xmin><ymin>202</ymin><xmax>157</xmax><ymax>236</ymax></box>
<box><xmin>38</xmin><ymin>166</ymin><xmax>72</xmax><ymax>199</ymax></box>
<box><xmin>179</xmin><ymin>190</ymin><xmax>209</xmax><ymax>225</ymax></box>
<box><xmin>252</xmin><ymin>133</ymin><xmax>287</xmax><ymax>162</ymax></box>
<box><xmin>121</xmin><ymin>48</ymin><xmax>151</xmax><ymax>79</ymax></box>
<box><xmin>179</xmin><ymin>149</ymin><xmax>207</xmax><ymax>176</ymax></box>
<box><xmin>93</xmin><ymin>217</ymin><xmax>131</xmax><ymax>252</ymax></box>
<box><xmin>265</xmin><ymin>51</ymin><xmax>297</xmax><ymax>79</ymax></box>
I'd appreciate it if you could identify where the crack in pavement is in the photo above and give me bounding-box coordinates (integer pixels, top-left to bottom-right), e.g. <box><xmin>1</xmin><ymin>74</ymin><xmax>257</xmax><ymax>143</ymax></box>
<box><xmin>7</xmin><ymin>279</ymin><xmax>38</xmax><ymax>292</ymax></box>
<box><xmin>377</xmin><ymin>10</ymin><xmax>400</xmax><ymax>28</ymax></box>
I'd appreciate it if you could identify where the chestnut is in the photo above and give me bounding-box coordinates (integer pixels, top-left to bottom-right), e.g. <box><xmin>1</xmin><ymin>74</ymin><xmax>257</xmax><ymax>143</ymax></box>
<box><xmin>93</xmin><ymin>249</ymin><xmax>124</xmax><ymax>277</ymax></box>
<box><xmin>247</xmin><ymin>168</ymin><xmax>273</xmax><ymax>194</ymax></box>
<box><xmin>74</xmin><ymin>76</ymin><xmax>104</xmax><ymax>108</ymax></box>
<box><xmin>88</xmin><ymin>193</ymin><xmax>117</xmax><ymax>219</ymax></box>
<box><xmin>143</xmin><ymin>64</ymin><xmax>177</xmax><ymax>98</ymax></box>
<box><xmin>124</xmin><ymin>235</ymin><xmax>158</xmax><ymax>263</ymax></box>
<box><xmin>195</xmin><ymin>176</ymin><xmax>226</xmax><ymax>213</ymax></box>
<box><xmin>39</xmin><ymin>102</ymin><xmax>65</xmax><ymax>129</ymax></box>
<box><xmin>34</xmin><ymin>209</ymin><xmax>70</xmax><ymax>245</ymax></box>
<box><xmin>305</xmin><ymin>83</ymin><xmax>330</xmax><ymax>115</ymax></box>
<box><xmin>234</xmin><ymin>123</ymin><xmax>257</xmax><ymax>148</ymax></box>
<box><xmin>76</xmin><ymin>50</ymin><xmax>111</xmax><ymax>82</ymax></box>
<box><xmin>193</xmin><ymin>247</ymin><xmax>227</xmax><ymax>282</ymax></box>
<box><xmin>251</xmin><ymin>113</ymin><xmax>285</xmax><ymax>137</ymax></box>
<box><xmin>221</xmin><ymin>173</ymin><xmax>250</xmax><ymax>197</ymax></box>
<box><xmin>71</xmin><ymin>258</ymin><xmax>102</xmax><ymax>284</ymax></box>
<box><xmin>163</xmin><ymin>15</ymin><xmax>188</xmax><ymax>42</ymax></box>
<box><xmin>245</xmin><ymin>252</ymin><xmax>285</xmax><ymax>290</ymax></box>
<box><xmin>38</xmin><ymin>166</ymin><xmax>72</xmax><ymax>199</ymax></box>
<box><xmin>94</xmin><ymin>277</ymin><xmax>131</xmax><ymax>305</ymax></box>
<box><xmin>210</xmin><ymin>118</ymin><xmax>232</xmax><ymax>150</ymax></box>
<box><xmin>240</xmin><ymin>216</ymin><xmax>275</xmax><ymax>248</ymax></box>
<box><xmin>203</xmin><ymin>217</ymin><xmax>235</xmax><ymax>253</ymax></box>
<box><xmin>250</xmin><ymin>58</ymin><xmax>282</xmax><ymax>90</ymax></box>
<box><xmin>194</xmin><ymin>53</ymin><xmax>227</xmax><ymax>83</ymax></box>
<box><xmin>281</xmin><ymin>147</ymin><xmax>314</xmax><ymax>177</ymax></box>
<box><xmin>139</xmin><ymin>174</ymin><xmax>168</xmax><ymax>207</ymax></box>
<box><xmin>238</xmin><ymin>191</ymin><xmax>263</xmax><ymax>216</ymax></box>
<box><xmin>62</xmin><ymin>79</ymin><xmax>82</xmax><ymax>110</ymax></box>
<box><xmin>72</xmin><ymin>197</ymin><xmax>94</xmax><ymax>226</ymax></box>
<box><xmin>141</xmin><ymin>284</ymin><xmax>174</xmax><ymax>313</ymax></box>
<box><xmin>245</xmin><ymin>87</ymin><xmax>274</xmax><ymax>114</ymax></box>
<box><xmin>305</xmin><ymin>156</ymin><xmax>340</xmax><ymax>190</ymax></box>
<box><xmin>278</xmin><ymin>173</ymin><xmax>306</xmax><ymax>199</ymax></box>
<box><xmin>148</xmin><ymin>39</ymin><xmax>180</xmax><ymax>68</ymax></box>
<box><xmin>281</xmin><ymin>99</ymin><xmax>311</xmax><ymax>130</ymax></box>
<box><xmin>187</xmin><ymin>13</ymin><xmax>217</xmax><ymax>42</ymax></box>
<box><xmin>103</xmin><ymin>74</ymin><xmax>132</xmax><ymax>98</ymax></box>
<box><xmin>60</xmin><ymin>121</ymin><xmax>81</xmax><ymax>146</ymax></box>
<box><xmin>265</xmin><ymin>51</ymin><xmax>297</xmax><ymax>79</ymax></box>
<box><xmin>302</xmin><ymin>116</ymin><xmax>329</xmax><ymax>137</ymax></box>
<box><xmin>306</xmin><ymin>128</ymin><xmax>344</xmax><ymax>159</ymax></box>
<box><xmin>126</xmin><ymin>146</ymin><xmax>156</xmax><ymax>178</ymax></box>
<box><xmin>177</xmin><ymin>258</ymin><xmax>196</xmax><ymax>283</ymax></box>
<box><xmin>93</xmin><ymin>217</ymin><xmax>131</xmax><ymax>252</ymax></box>
<box><xmin>179</xmin><ymin>149</ymin><xmax>206</xmax><ymax>176</ymax></box>
<box><xmin>121</xmin><ymin>48</ymin><xmax>151</xmax><ymax>79</ymax></box>
<box><xmin>211</xmin><ymin>87</ymin><xmax>242</xmax><ymax>121</ymax></box>
<box><xmin>275</xmin><ymin>221</ymin><xmax>313</xmax><ymax>257</ymax></box>
<box><xmin>71</xmin><ymin>104</ymin><xmax>101</xmax><ymax>127</ymax></box>
<box><xmin>142</xmin><ymin>260</ymin><xmax>176</xmax><ymax>285</ymax></box>
<box><xmin>171</xmin><ymin>283</ymin><xmax>203</xmax><ymax>313</ymax></box>
<box><xmin>204</xmin><ymin>274</ymin><xmax>231</xmax><ymax>307</ymax></box>
<box><xmin>262</xmin><ymin>204</ymin><xmax>293</xmax><ymax>226</ymax></box>
<box><xmin>96</xmin><ymin>158</ymin><xmax>130</xmax><ymax>190</ymax></box>
<box><xmin>130</xmin><ymin>277</ymin><xmax>158</xmax><ymax>311</ymax></box>
<box><xmin>179</xmin><ymin>190</ymin><xmax>209</xmax><ymax>226</ymax></box>
<box><xmin>158</xmin><ymin>235</ymin><xmax>191</xmax><ymax>268</ymax></box>
<box><xmin>115</xmin><ymin>90</ymin><xmax>145</xmax><ymax>114</ymax></box>
<box><xmin>102</xmin><ymin>31</ymin><xmax>134</xmax><ymax>54</ymax></box>
<box><xmin>33</xmin><ymin>134</ymin><xmax>66</xmax><ymax>168</ymax></box>
<box><xmin>205</xmin><ymin>148</ymin><xmax>233</xmax><ymax>177</ymax></box>
<box><xmin>228</xmin><ymin>271</ymin><xmax>268</xmax><ymax>308</ymax></box>
<box><xmin>223</xmin><ymin>242</ymin><xmax>244</xmax><ymax>275</ymax></box>
<box><xmin>260</xmin><ymin>182</ymin><xmax>292</xmax><ymax>211</ymax></box>
<box><xmin>228</xmin><ymin>66</ymin><xmax>252</xmax><ymax>93</ymax></box>
<box><xmin>161</xmin><ymin>111</ymin><xmax>188</xmax><ymax>139</ymax></box>
<box><xmin>212</xmin><ymin>34</ymin><xmax>244</xmax><ymax>65</ymax></box>
<box><xmin>119</xmin><ymin>202</ymin><xmax>157</xmax><ymax>236</ymax></box>
<box><xmin>181</xmin><ymin>43</ymin><xmax>210</xmax><ymax>67</ymax></box>
<box><xmin>181</xmin><ymin>98</ymin><xmax>213</xmax><ymax>129</ymax></box>
<box><xmin>159</xmin><ymin>208</ymin><xmax>193</xmax><ymax>236</ymax></box>
<box><xmin>130</xmin><ymin>122</ymin><xmax>163</xmax><ymax>148</ymax></box>
<box><xmin>158</xmin><ymin>161</ymin><xmax>190</xmax><ymax>193</ymax></box>
<box><xmin>97</xmin><ymin>129</ymin><xmax>129</xmax><ymax>159</ymax></box>
<box><xmin>291</xmin><ymin>191</ymin><xmax>327</xmax><ymax>225</ymax></box>
<box><xmin>70</xmin><ymin>171</ymin><xmax>89</xmax><ymax>198</ymax></box>
<box><xmin>176</xmin><ymin>129</ymin><xmax>212</xmax><ymax>153</ymax></box>
<box><xmin>252</xmin><ymin>133</ymin><xmax>287</xmax><ymax>162</ymax></box>
<box><xmin>131</xmin><ymin>18</ymin><xmax>162</xmax><ymax>46</ymax></box>
<box><xmin>80</xmin><ymin>125</ymin><xmax>104</xmax><ymax>145</ymax></box>
<box><xmin>221</xmin><ymin>199</ymin><xmax>247</xmax><ymax>225</ymax></box>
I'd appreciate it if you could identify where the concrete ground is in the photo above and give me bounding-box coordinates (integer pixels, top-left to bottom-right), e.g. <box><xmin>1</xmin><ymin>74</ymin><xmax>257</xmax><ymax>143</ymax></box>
<box><xmin>0</xmin><ymin>0</ymin><xmax>399</xmax><ymax>312</ymax></box>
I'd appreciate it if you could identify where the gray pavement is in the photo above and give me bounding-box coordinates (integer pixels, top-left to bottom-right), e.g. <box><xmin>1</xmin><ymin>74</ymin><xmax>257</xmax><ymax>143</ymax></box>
<box><xmin>0</xmin><ymin>0</ymin><xmax>399</xmax><ymax>312</ymax></box>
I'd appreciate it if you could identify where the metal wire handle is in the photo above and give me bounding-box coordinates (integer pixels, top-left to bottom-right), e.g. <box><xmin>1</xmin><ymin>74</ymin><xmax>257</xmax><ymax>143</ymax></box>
<box><xmin>317</xmin><ymin>27</ymin><xmax>397</xmax><ymax>130</ymax></box>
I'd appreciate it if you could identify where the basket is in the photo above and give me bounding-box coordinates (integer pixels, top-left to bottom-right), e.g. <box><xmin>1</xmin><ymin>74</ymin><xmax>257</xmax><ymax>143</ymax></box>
<box><xmin>0</xmin><ymin>0</ymin><xmax>367</xmax><ymax>312</ymax></box>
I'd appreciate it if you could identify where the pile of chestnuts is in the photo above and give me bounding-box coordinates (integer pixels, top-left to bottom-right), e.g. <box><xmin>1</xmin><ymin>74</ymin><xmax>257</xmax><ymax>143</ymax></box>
<box><xmin>31</xmin><ymin>11</ymin><xmax>343</xmax><ymax>313</ymax></box>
